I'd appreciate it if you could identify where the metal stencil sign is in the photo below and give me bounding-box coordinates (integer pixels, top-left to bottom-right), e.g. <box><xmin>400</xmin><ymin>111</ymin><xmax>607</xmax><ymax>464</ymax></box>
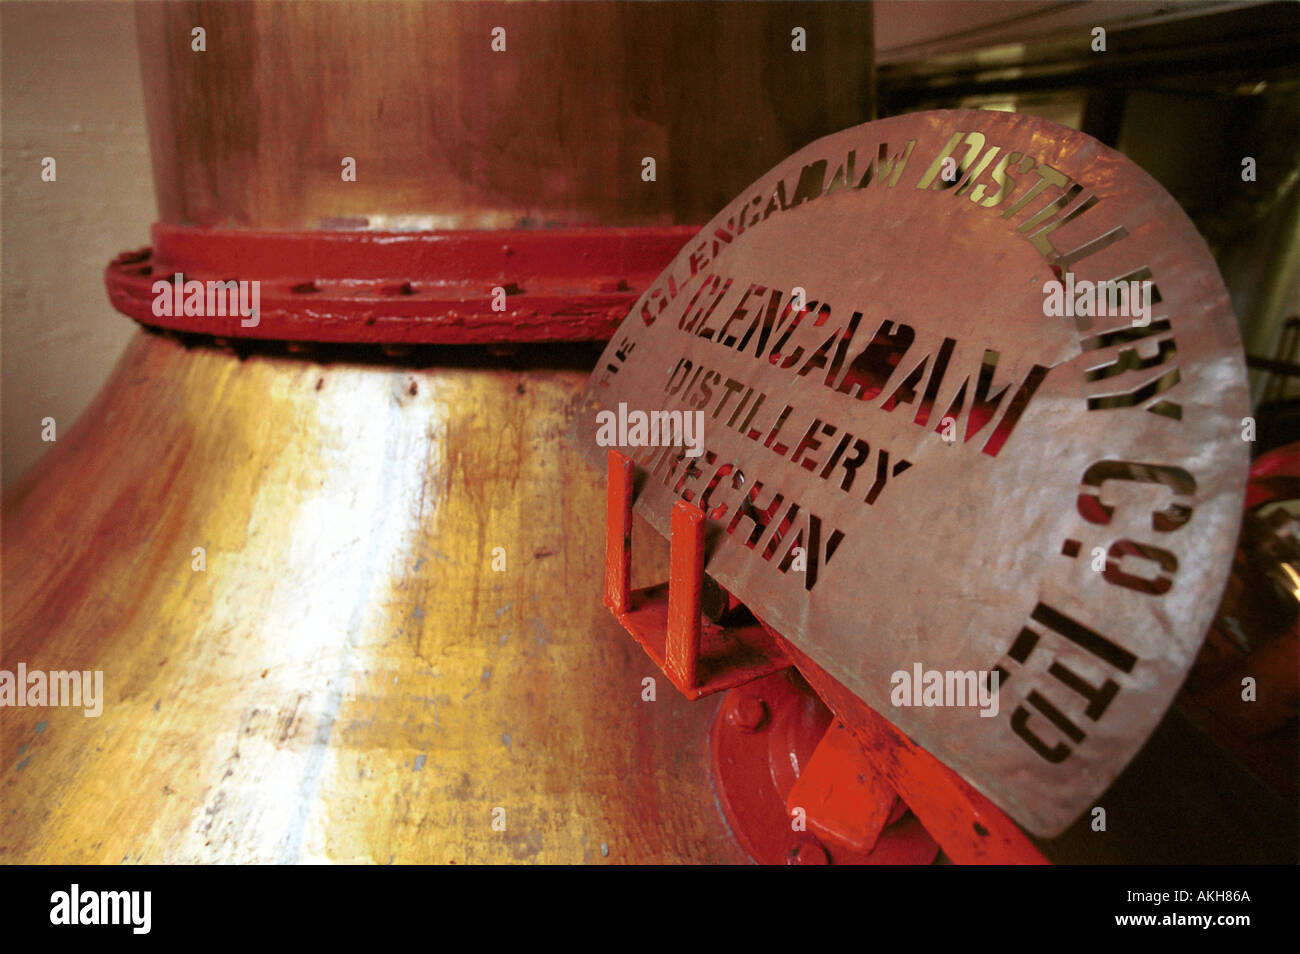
<box><xmin>576</xmin><ymin>109</ymin><xmax>1249</xmax><ymax>836</ymax></box>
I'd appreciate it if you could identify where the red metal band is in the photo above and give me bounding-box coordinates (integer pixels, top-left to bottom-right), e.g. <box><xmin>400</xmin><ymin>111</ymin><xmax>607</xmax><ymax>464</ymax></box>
<box><xmin>105</xmin><ymin>223</ymin><xmax>695</xmax><ymax>344</ymax></box>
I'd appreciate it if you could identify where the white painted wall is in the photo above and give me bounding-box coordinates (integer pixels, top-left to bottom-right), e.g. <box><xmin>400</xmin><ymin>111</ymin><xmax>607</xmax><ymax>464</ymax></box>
<box><xmin>2</xmin><ymin>1</ymin><xmax>156</xmax><ymax>487</ymax></box>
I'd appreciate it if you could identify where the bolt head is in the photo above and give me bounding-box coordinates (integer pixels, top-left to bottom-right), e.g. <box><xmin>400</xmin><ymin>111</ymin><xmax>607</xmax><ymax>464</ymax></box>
<box><xmin>727</xmin><ymin>695</ymin><xmax>767</xmax><ymax>733</ymax></box>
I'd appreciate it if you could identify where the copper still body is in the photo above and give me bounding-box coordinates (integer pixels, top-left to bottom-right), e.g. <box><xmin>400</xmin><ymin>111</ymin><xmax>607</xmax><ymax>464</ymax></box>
<box><xmin>1</xmin><ymin>1</ymin><xmax>876</xmax><ymax>863</ymax></box>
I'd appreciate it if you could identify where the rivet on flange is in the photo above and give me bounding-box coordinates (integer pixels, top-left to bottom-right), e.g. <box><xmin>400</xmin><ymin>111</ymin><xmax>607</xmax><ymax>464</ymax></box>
<box><xmin>727</xmin><ymin>695</ymin><xmax>767</xmax><ymax>733</ymax></box>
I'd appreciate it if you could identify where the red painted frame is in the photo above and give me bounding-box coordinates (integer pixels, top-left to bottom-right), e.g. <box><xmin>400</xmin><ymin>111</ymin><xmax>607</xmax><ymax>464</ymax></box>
<box><xmin>603</xmin><ymin>448</ymin><xmax>1049</xmax><ymax>864</ymax></box>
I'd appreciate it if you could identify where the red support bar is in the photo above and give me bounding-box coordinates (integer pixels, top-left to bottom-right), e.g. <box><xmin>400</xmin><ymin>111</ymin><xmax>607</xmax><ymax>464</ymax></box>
<box><xmin>665</xmin><ymin>500</ymin><xmax>705</xmax><ymax>691</ymax></box>
<box><xmin>770</xmin><ymin>628</ymin><xmax>1050</xmax><ymax>865</ymax></box>
<box><xmin>786</xmin><ymin>723</ymin><xmax>902</xmax><ymax>855</ymax></box>
<box><xmin>848</xmin><ymin>704</ymin><xmax>1050</xmax><ymax>865</ymax></box>
<box><xmin>604</xmin><ymin>450</ymin><xmax>633</xmax><ymax>615</ymax></box>
<box><xmin>602</xmin><ymin>454</ymin><xmax>790</xmax><ymax>700</ymax></box>
<box><xmin>602</xmin><ymin>443</ymin><xmax>1044</xmax><ymax>864</ymax></box>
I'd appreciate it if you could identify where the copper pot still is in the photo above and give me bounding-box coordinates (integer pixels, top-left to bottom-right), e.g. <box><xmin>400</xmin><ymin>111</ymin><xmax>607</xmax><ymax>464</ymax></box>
<box><xmin>1</xmin><ymin>1</ymin><xmax>876</xmax><ymax>864</ymax></box>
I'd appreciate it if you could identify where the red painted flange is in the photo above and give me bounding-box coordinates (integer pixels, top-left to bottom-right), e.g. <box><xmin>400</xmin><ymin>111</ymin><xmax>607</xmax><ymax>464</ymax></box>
<box><xmin>105</xmin><ymin>224</ymin><xmax>695</xmax><ymax>344</ymax></box>
<box><xmin>710</xmin><ymin>668</ymin><xmax>940</xmax><ymax>865</ymax></box>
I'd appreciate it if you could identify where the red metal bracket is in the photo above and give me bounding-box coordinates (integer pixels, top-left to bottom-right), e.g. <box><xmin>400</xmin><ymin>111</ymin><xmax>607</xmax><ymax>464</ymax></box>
<box><xmin>105</xmin><ymin>223</ymin><xmax>694</xmax><ymax>345</ymax></box>
<box><xmin>772</xmin><ymin>630</ymin><xmax>1050</xmax><ymax>865</ymax></box>
<box><xmin>603</xmin><ymin>447</ymin><xmax>1049</xmax><ymax>864</ymax></box>
<box><xmin>604</xmin><ymin>450</ymin><xmax>791</xmax><ymax>700</ymax></box>
<box><xmin>710</xmin><ymin>669</ymin><xmax>940</xmax><ymax>865</ymax></box>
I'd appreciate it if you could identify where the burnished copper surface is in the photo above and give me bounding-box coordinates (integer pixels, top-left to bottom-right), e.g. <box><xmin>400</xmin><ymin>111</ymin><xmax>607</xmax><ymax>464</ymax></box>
<box><xmin>4</xmin><ymin>0</ymin><xmax>886</xmax><ymax>866</ymax></box>
<box><xmin>135</xmin><ymin>1</ymin><xmax>875</xmax><ymax>230</ymax></box>
<box><xmin>577</xmin><ymin>109</ymin><xmax>1251</xmax><ymax>836</ymax></box>
<box><xmin>1</xmin><ymin>331</ymin><xmax>747</xmax><ymax>864</ymax></box>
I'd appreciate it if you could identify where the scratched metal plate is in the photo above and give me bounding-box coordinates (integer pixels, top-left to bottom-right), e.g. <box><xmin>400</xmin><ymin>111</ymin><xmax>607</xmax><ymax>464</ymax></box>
<box><xmin>575</xmin><ymin>109</ymin><xmax>1249</xmax><ymax>837</ymax></box>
